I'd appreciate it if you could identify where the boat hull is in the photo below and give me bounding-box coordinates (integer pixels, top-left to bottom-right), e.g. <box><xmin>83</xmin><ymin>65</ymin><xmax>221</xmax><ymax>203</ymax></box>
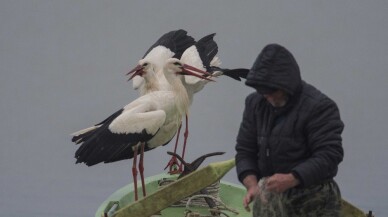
<box><xmin>96</xmin><ymin>173</ymin><xmax>366</xmax><ymax>217</ymax></box>
<box><xmin>96</xmin><ymin>173</ymin><xmax>248</xmax><ymax>217</ymax></box>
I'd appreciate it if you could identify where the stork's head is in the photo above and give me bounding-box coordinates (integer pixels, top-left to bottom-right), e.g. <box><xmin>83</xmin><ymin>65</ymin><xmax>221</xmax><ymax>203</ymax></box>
<box><xmin>164</xmin><ymin>58</ymin><xmax>214</xmax><ymax>81</ymax></box>
<box><xmin>127</xmin><ymin>59</ymin><xmax>155</xmax><ymax>81</ymax></box>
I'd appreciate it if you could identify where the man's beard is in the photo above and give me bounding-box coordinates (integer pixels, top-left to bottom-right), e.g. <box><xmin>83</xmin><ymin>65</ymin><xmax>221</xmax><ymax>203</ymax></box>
<box><xmin>267</xmin><ymin>98</ymin><xmax>288</xmax><ymax>108</ymax></box>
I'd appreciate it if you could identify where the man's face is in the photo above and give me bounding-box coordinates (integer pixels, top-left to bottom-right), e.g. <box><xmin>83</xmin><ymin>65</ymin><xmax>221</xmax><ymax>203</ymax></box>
<box><xmin>262</xmin><ymin>90</ymin><xmax>288</xmax><ymax>107</ymax></box>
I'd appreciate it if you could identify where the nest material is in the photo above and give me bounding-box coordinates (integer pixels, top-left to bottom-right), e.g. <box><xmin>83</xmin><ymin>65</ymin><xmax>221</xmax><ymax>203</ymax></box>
<box><xmin>158</xmin><ymin>178</ymin><xmax>221</xmax><ymax>207</ymax></box>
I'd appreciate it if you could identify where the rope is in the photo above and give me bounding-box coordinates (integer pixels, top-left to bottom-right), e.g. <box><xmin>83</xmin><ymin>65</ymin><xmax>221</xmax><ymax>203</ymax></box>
<box><xmin>157</xmin><ymin>178</ymin><xmax>239</xmax><ymax>217</ymax></box>
<box><xmin>158</xmin><ymin>178</ymin><xmax>221</xmax><ymax>207</ymax></box>
<box><xmin>185</xmin><ymin>195</ymin><xmax>239</xmax><ymax>217</ymax></box>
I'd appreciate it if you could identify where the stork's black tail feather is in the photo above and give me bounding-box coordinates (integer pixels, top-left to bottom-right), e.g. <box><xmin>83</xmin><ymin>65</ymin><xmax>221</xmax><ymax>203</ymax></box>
<box><xmin>74</xmin><ymin>126</ymin><xmax>154</xmax><ymax>166</ymax></box>
<box><xmin>210</xmin><ymin>67</ymin><xmax>249</xmax><ymax>81</ymax></box>
<box><xmin>73</xmin><ymin>130</ymin><xmax>160</xmax><ymax>167</ymax></box>
<box><xmin>72</xmin><ymin>128</ymin><xmax>98</xmax><ymax>144</ymax></box>
<box><xmin>71</xmin><ymin>108</ymin><xmax>140</xmax><ymax>166</ymax></box>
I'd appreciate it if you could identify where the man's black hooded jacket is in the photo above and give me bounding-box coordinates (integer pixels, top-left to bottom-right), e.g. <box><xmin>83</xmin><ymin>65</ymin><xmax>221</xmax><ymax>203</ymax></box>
<box><xmin>235</xmin><ymin>44</ymin><xmax>344</xmax><ymax>187</ymax></box>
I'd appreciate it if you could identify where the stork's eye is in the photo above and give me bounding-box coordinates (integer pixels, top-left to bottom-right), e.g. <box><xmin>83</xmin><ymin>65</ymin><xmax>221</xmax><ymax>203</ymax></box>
<box><xmin>173</xmin><ymin>62</ymin><xmax>181</xmax><ymax>66</ymax></box>
<box><xmin>142</xmin><ymin>63</ymin><xmax>148</xmax><ymax>67</ymax></box>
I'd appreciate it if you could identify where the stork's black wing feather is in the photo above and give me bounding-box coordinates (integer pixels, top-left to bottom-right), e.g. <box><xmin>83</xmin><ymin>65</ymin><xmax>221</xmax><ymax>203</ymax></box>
<box><xmin>75</xmin><ymin>126</ymin><xmax>155</xmax><ymax>166</ymax></box>
<box><xmin>142</xmin><ymin>29</ymin><xmax>196</xmax><ymax>59</ymax></box>
<box><xmin>104</xmin><ymin>135</ymin><xmax>174</xmax><ymax>164</ymax></box>
<box><xmin>195</xmin><ymin>33</ymin><xmax>218</xmax><ymax>72</ymax></box>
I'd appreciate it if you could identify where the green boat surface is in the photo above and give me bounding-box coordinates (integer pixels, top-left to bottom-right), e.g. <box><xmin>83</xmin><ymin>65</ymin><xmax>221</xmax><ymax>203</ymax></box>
<box><xmin>95</xmin><ymin>159</ymin><xmax>368</xmax><ymax>217</ymax></box>
<box><xmin>97</xmin><ymin>174</ymin><xmax>248</xmax><ymax>217</ymax></box>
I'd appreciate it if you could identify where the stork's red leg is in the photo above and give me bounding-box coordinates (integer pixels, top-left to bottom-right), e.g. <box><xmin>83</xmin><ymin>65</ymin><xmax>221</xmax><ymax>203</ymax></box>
<box><xmin>164</xmin><ymin>122</ymin><xmax>182</xmax><ymax>173</ymax></box>
<box><xmin>139</xmin><ymin>142</ymin><xmax>146</xmax><ymax>198</ymax></box>
<box><xmin>132</xmin><ymin>144</ymin><xmax>139</xmax><ymax>201</ymax></box>
<box><xmin>173</xmin><ymin>123</ymin><xmax>182</xmax><ymax>154</ymax></box>
<box><xmin>180</xmin><ymin>115</ymin><xmax>189</xmax><ymax>171</ymax></box>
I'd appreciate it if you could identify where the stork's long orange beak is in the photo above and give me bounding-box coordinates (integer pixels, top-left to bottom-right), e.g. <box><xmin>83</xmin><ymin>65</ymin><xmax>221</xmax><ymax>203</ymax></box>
<box><xmin>183</xmin><ymin>64</ymin><xmax>212</xmax><ymax>76</ymax></box>
<box><xmin>181</xmin><ymin>64</ymin><xmax>214</xmax><ymax>82</ymax></box>
<box><xmin>126</xmin><ymin>65</ymin><xmax>144</xmax><ymax>81</ymax></box>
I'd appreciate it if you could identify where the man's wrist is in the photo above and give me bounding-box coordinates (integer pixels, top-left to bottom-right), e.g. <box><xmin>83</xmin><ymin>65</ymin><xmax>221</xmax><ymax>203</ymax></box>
<box><xmin>243</xmin><ymin>174</ymin><xmax>258</xmax><ymax>190</ymax></box>
<box><xmin>239</xmin><ymin>170</ymin><xmax>258</xmax><ymax>183</ymax></box>
<box><xmin>289</xmin><ymin>173</ymin><xmax>300</xmax><ymax>187</ymax></box>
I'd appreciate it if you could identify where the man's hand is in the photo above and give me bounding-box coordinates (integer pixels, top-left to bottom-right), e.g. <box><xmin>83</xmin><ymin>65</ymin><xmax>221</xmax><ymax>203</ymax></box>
<box><xmin>242</xmin><ymin>175</ymin><xmax>259</xmax><ymax>211</ymax></box>
<box><xmin>265</xmin><ymin>173</ymin><xmax>300</xmax><ymax>193</ymax></box>
<box><xmin>243</xmin><ymin>184</ymin><xmax>259</xmax><ymax>211</ymax></box>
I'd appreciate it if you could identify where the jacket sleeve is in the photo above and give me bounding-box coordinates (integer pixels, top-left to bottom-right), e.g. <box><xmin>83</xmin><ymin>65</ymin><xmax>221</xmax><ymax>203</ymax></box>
<box><xmin>235</xmin><ymin>94</ymin><xmax>261</xmax><ymax>183</ymax></box>
<box><xmin>291</xmin><ymin>98</ymin><xmax>344</xmax><ymax>187</ymax></box>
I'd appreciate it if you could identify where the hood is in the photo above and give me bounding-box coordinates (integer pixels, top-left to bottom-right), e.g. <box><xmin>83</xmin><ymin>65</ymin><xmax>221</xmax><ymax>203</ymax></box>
<box><xmin>245</xmin><ymin>44</ymin><xmax>301</xmax><ymax>95</ymax></box>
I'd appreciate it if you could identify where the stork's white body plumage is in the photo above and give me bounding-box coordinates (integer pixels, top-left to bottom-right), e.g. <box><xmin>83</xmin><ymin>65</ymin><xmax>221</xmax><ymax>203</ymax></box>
<box><xmin>109</xmin><ymin>91</ymin><xmax>183</xmax><ymax>148</ymax></box>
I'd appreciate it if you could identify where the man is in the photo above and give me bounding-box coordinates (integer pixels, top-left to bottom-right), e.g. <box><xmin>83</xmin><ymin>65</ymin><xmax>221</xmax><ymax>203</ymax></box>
<box><xmin>235</xmin><ymin>44</ymin><xmax>344</xmax><ymax>216</ymax></box>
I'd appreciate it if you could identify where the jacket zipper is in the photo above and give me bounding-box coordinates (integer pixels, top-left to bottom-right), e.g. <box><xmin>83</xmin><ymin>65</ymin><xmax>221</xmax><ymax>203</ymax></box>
<box><xmin>265</xmin><ymin>108</ymin><xmax>277</xmax><ymax>174</ymax></box>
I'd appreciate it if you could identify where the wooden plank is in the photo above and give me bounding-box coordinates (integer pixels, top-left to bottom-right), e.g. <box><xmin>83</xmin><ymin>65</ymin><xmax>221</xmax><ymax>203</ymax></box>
<box><xmin>341</xmin><ymin>199</ymin><xmax>367</xmax><ymax>217</ymax></box>
<box><xmin>113</xmin><ymin>158</ymin><xmax>236</xmax><ymax>217</ymax></box>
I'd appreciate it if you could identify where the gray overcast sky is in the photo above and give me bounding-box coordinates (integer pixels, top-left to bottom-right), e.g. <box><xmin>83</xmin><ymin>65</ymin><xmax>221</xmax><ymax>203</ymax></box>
<box><xmin>1</xmin><ymin>1</ymin><xmax>387</xmax><ymax>216</ymax></box>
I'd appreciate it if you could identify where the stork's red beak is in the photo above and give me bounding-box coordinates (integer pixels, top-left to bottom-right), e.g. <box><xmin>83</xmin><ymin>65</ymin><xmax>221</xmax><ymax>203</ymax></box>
<box><xmin>126</xmin><ymin>65</ymin><xmax>144</xmax><ymax>81</ymax></box>
<box><xmin>181</xmin><ymin>64</ymin><xmax>215</xmax><ymax>82</ymax></box>
<box><xmin>183</xmin><ymin>64</ymin><xmax>212</xmax><ymax>76</ymax></box>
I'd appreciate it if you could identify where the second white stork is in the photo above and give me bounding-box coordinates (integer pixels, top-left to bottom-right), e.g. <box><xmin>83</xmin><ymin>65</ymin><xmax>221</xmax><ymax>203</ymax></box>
<box><xmin>166</xmin><ymin>33</ymin><xmax>249</xmax><ymax>172</ymax></box>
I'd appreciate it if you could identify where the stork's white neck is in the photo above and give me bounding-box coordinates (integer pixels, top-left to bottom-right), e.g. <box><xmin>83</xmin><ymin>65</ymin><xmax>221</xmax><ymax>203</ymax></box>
<box><xmin>163</xmin><ymin>68</ymin><xmax>190</xmax><ymax>116</ymax></box>
<box><xmin>140</xmin><ymin>72</ymin><xmax>160</xmax><ymax>95</ymax></box>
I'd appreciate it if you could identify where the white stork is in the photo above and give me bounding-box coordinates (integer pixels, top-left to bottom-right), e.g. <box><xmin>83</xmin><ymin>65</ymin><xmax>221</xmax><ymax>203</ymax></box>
<box><xmin>128</xmin><ymin>29</ymin><xmax>198</xmax><ymax>173</ymax></box>
<box><xmin>71</xmin><ymin>58</ymin><xmax>211</xmax><ymax>201</ymax></box>
<box><xmin>165</xmin><ymin>33</ymin><xmax>249</xmax><ymax>172</ymax></box>
<box><xmin>161</xmin><ymin>33</ymin><xmax>219</xmax><ymax>172</ymax></box>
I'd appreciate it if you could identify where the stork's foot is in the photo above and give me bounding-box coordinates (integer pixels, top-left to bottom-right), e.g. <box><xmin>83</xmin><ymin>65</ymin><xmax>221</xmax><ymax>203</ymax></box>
<box><xmin>169</xmin><ymin>164</ymin><xmax>183</xmax><ymax>174</ymax></box>
<box><xmin>164</xmin><ymin>156</ymin><xmax>182</xmax><ymax>174</ymax></box>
